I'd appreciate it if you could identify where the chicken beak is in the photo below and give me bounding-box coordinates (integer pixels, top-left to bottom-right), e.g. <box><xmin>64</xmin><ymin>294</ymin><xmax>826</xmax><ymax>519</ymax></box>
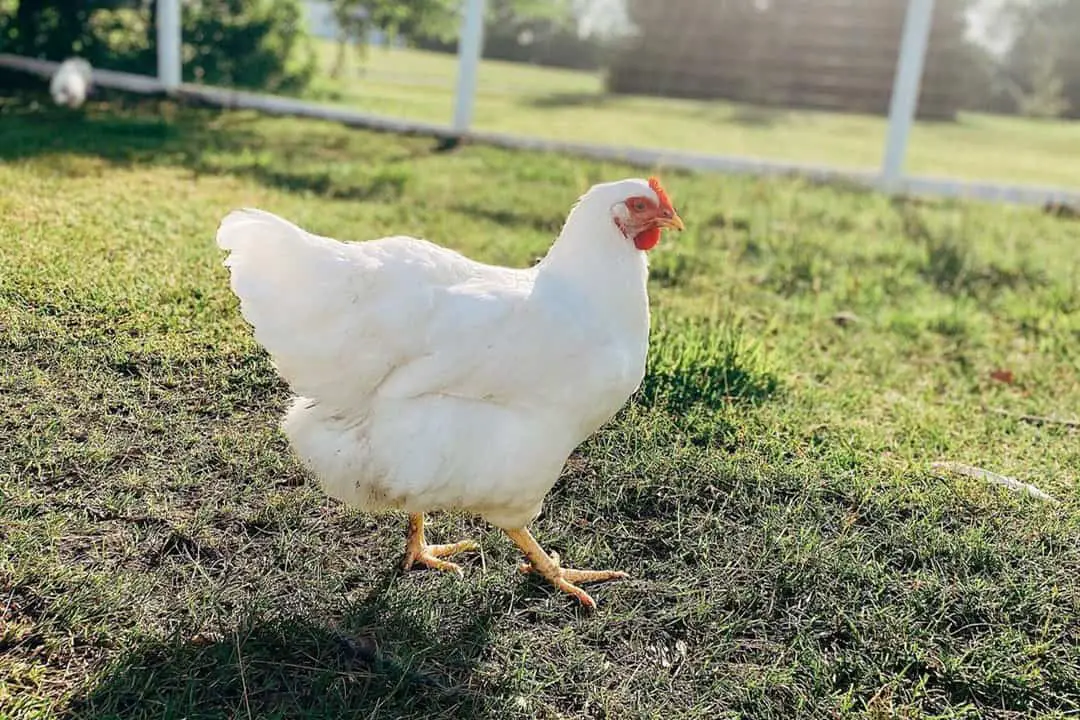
<box><xmin>657</xmin><ymin>212</ymin><xmax>685</xmax><ymax>232</ymax></box>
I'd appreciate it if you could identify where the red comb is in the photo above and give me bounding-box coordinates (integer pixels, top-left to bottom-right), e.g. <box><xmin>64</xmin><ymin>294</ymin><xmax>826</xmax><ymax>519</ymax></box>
<box><xmin>648</xmin><ymin>176</ymin><xmax>672</xmax><ymax>209</ymax></box>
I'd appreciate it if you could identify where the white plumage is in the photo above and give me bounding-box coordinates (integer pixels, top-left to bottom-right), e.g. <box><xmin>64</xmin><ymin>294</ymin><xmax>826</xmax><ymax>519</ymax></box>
<box><xmin>217</xmin><ymin>177</ymin><xmax>684</xmax><ymax>607</ymax></box>
<box><xmin>50</xmin><ymin>58</ymin><xmax>93</xmax><ymax>108</ymax></box>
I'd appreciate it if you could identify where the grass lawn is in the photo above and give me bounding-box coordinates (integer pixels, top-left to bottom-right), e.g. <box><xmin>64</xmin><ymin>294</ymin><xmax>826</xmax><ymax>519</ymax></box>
<box><xmin>300</xmin><ymin>44</ymin><xmax>1080</xmax><ymax>191</ymax></box>
<box><xmin>2</xmin><ymin>89</ymin><xmax>1080</xmax><ymax>719</ymax></box>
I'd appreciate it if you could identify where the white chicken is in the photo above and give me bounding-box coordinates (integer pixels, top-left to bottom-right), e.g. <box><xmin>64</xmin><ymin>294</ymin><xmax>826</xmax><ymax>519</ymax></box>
<box><xmin>50</xmin><ymin>57</ymin><xmax>93</xmax><ymax>108</ymax></box>
<box><xmin>216</xmin><ymin>177</ymin><xmax>684</xmax><ymax>608</ymax></box>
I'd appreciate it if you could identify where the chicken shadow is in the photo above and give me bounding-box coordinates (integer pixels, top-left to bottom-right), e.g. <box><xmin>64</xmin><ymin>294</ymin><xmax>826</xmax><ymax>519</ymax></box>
<box><xmin>68</xmin><ymin>567</ymin><xmax>513</xmax><ymax>720</ymax></box>
<box><xmin>0</xmin><ymin>90</ymin><xmax>438</xmax><ymax>202</ymax></box>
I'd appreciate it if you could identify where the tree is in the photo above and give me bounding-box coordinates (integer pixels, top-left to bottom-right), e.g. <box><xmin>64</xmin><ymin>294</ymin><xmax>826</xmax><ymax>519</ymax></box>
<box><xmin>1001</xmin><ymin>0</ymin><xmax>1080</xmax><ymax>118</ymax></box>
<box><xmin>182</xmin><ymin>0</ymin><xmax>316</xmax><ymax>92</ymax></box>
<box><xmin>1</xmin><ymin>0</ymin><xmax>136</xmax><ymax>64</ymax></box>
<box><xmin>1016</xmin><ymin>51</ymin><xmax>1069</xmax><ymax>118</ymax></box>
<box><xmin>327</xmin><ymin>0</ymin><xmax>460</xmax><ymax>77</ymax></box>
<box><xmin>326</xmin><ymin>0</ymin><xmax>571</xmax><ymax>77</ymax></box>
<box><xmin>0</xmin><ymin>0</ymin><xmax>316</xmax><ymax>93</ymax></box>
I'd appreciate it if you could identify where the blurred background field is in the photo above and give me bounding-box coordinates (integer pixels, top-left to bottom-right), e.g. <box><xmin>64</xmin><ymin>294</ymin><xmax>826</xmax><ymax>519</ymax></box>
<box><xmin>5</xmin><ymin>0</ymin><xmax>1080</xmax><ymax>192</ymax></box>
<box><xmin>305</xmin><ymin>41</ymin><xmax>1080</xmax><ymax>188</ymax></box>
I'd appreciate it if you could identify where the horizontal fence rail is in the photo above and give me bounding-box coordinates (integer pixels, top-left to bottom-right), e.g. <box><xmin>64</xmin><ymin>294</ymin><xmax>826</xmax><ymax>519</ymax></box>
<box><xmin>3</xmin><ymin>52</ymin><xmax>1078</xmax><ymax>209</ymax></box>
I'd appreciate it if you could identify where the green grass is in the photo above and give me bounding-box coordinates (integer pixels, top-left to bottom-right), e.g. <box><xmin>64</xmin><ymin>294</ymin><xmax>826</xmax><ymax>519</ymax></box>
<box><xmin>2</xmin><ymin>89</ymin><xmax>1080</xmax><ymax>720</ymax></box>
<box><xmin>299</xmin><ymin>44</ymin><xmax>1080</xmax><ymax>190</ymax></box>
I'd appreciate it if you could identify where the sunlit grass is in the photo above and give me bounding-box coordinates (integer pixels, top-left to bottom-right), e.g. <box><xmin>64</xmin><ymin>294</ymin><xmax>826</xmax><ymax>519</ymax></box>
<box><xmin>1</xmin><ymin>91</ymin><xmax>1078</xmax><ymax>719</ymax></box>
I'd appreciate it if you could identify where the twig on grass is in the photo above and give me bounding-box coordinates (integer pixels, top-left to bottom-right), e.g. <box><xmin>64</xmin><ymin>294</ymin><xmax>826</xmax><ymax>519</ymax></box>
<box><xmin>236</xmin><ymin>633</ymin><xmax>253</xmax><ymax>720</ymax></box>
<box><xmin>931</xmin><ymin>461</ymin><xmax>1057</xmax><ymax>504</ymax></box>
<box><xmin>988</xmin><ymin>407</ymin><xmax>1080</xmax><ymax>430</ymax></box>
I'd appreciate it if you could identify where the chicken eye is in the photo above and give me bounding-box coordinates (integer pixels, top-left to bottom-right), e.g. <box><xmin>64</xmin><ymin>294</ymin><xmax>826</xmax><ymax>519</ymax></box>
<box><xmin>630</xmin><ymin>199</ymin><xmax>647</xmax><ymax>212</ymax></box>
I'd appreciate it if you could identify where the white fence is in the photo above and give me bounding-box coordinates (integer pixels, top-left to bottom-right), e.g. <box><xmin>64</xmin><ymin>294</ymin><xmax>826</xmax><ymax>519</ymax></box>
<box><xmin>2</xmin><ymin>0</ymin><xmax>1078</xmax><ymax>207</ymax></box>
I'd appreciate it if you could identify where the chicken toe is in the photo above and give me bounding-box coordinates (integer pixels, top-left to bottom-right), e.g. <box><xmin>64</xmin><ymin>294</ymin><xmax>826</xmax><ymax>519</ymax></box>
<box><xmin>505</xmin><ymin>528</ymin><xmax>629</xmax><ymax>609</ymax></box>
<box><xmin>401</xmin><ymin>513</ymin><xmax>478</xmax><ymax>577</ymax></box>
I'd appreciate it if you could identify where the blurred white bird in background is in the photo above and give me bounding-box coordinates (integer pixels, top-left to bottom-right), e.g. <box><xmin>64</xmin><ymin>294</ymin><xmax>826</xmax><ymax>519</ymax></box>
<box><xmin>216</xmin><ymin>177</ymin><xmax>684</xmax><ymax>608</ymax></box>
<box><xmin>50</xmin><ymin>57</ymin><xmax>93</xmax><ymax>108</ymax></box>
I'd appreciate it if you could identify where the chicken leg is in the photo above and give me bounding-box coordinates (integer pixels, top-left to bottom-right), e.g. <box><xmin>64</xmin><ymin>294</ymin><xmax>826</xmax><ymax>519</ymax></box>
<box><xmin>401</xmin><ymin>513</ymin><xmax>479</xmax><ymax>577</ymax></box>
<box><xmin>504</xmin><ymin>527</ymin><xmax>628</xmax><ymax>609</ymax></box>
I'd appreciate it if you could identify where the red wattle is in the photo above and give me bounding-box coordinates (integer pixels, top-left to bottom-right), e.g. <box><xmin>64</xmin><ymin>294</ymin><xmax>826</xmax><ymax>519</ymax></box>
<box><xmin>634</xmin><ymin>227</ymin><xmax>661</xmax><ymax>251</ymax></box>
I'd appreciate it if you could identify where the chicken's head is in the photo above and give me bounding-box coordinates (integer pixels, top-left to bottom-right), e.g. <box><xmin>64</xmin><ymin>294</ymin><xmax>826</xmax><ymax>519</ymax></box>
<box><xmin>610</xmin><ymin>176</ymin><xmax>685</xmax><ymax>251</ymax></box>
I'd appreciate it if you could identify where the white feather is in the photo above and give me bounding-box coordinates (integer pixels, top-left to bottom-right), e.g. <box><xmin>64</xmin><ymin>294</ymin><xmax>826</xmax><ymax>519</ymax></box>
<box><xmin>50</xmin><ymin>58</ymin><xmax>93</xmax><ymax>108</ymax></box>
<box><xmin>217</xmin><ymin>179</ymin><xmax>658</xmax><ymax>529</ymax></box>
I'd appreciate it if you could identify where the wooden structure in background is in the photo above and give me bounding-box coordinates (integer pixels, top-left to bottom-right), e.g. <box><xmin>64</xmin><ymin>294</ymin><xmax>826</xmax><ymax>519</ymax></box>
<box><xmin>608</xmin><ymin>0</ymin><xmax>967</xmax><ymax>120</ymax></box>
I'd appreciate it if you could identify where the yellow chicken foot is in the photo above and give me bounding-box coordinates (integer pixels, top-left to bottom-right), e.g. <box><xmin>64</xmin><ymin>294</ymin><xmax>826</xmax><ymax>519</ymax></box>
<box><xmin>504</xmin><ymin>527</ymin><xmax>628</xmax><ymax>609</ymax></box>
<box><xmin>401</xmin><ymin>513</ymin><xmax>479</xmax><ymax>577</ymax></box>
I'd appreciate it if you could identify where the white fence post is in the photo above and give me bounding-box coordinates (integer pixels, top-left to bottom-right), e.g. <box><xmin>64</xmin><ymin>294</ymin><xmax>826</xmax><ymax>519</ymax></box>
<box><xmin>881</xmin><ymin>0</ymin><xmax>936</xmax><ymax>193</ymax></box>
<box><xmin>452</xmin><ymin>0</ymin><xmax>486</xmax><ymax>134</ymax></box>
<box><xmin>156</xmin><ymin>0</ymin><xmax>182</xmax><ymax>91</ymax></box>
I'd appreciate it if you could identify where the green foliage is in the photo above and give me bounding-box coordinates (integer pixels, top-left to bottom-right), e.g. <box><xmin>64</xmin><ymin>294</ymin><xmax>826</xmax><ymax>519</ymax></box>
<box><xmin>330</xmin><ymin>0</ymin><xmax>568</xmax><ymax>45</ymax></box>
<box><xmin>0</xmin><ymin>0</ymin><xmax>140</xmax><ymax>71</ymax></box>
<box><xmin>182</xmin><ymin>0</ymin><xmax>316</xmax><ymax>92</ymax></box>
<box><xmin>329</xmin><ymin>0</ymin><xmax>460</xmax><ymax>49</ymax></box>
<box><xmin>325</xmin><ymin>0</ymin><xmax>464</xmax><ymax>78</ymax></box>
<box><xmin>0</xmin><ymin>0</ymin><xmax>315</xmax><ymax>93</ymax></box>
<box><xmin>327</xmin><ymin>0</ymin><xmax>605</xmax><ymax>72</ymax></box>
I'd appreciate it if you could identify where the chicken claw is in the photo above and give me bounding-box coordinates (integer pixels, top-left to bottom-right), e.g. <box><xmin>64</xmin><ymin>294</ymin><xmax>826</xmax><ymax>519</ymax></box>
<box><xmin>401</xmin><ymin>513</ymin><xmax>479</xmax><ymax>577</ymax></box>
<box><xmin>504</xmin><ymin>527</ymin><xmax>629</xmax><ymax>609</ymax></box>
